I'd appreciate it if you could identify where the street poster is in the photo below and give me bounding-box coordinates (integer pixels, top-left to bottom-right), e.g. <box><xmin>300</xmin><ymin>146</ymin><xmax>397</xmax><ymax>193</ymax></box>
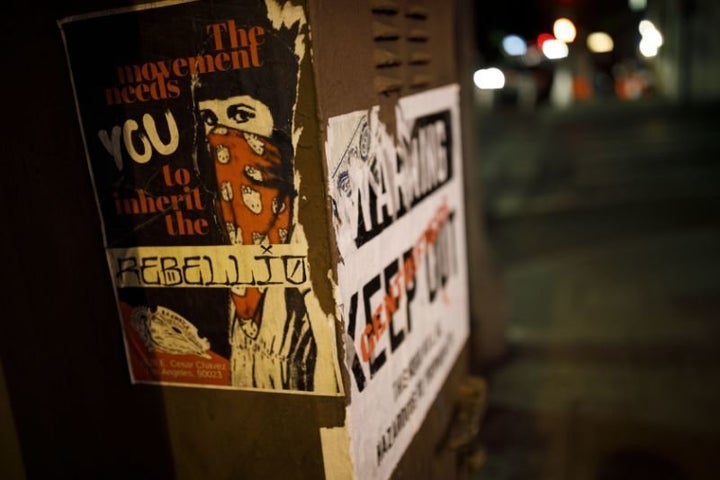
<box><xmin>59</xmin><ymin>0</ymin><xmax>342</xmax><ymax>395</ymax></box>
<box><xmin>325</xmin><ymin>84</ymin><xmax>470</xmax><ymax>478</ymax></box>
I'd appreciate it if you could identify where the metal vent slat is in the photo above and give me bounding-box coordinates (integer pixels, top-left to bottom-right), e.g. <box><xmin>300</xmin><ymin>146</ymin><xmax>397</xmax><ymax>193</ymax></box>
<box><xmin>375</xmin><ymin>75</ymin><xmax>403</xmax><ymax>94</ymax></box>
<box><xmin>373</xmin><ymin>20</ymin><xmax>401</xmax><ymax>41</ymax></box>
<box><xmin>407</xmin><ymin>28</ymin><xmax>430</xmax><ymax>42</ymax></box>
<box><xmin>408</xmin><ymin>51</ymin><xmax>431</xmax><ymax>65</ymax></box>
<box><xmin>405</xmin><ymin>5</ymin><xmax>428</xmax><ymax>19</ymax></box>
<box><xmin>374</xmin><ymin>48</ymin><xmax>402</xmax><ymax>68</ymax></box>
<box><xmin>370</xmin><ymin>0</ymin><xmax>399</xmax><ymax>14</ymax></box>
<box><xmin>371</xmin><ymin>1</ymin><xmax>433</xmax><ymax>95</ymax></box>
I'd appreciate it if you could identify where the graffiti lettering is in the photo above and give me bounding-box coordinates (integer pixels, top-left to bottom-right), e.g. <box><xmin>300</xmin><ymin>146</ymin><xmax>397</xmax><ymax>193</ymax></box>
<box><xmin>98</xmin><ymin>110</ymin><xmax>179</xmax><ymax>170</ymax></box>
<box><xmin>332</xmin><ymin>111</ymin><xmax>454</xmax><ymax>249</ymax></box>
<box><xmin>361</xmin><ymin>111</ymin><xmax>453</xmax><ymax>246</ymax></box>
<box><xmin>346</xmin><ymin>203</ymin><xmax>458</xmax><ymax>391</ymax></box>
<box><xmin>112</xmin><ymin>249</ymin><xmax>309</xmax><ymax>288</ymax></box>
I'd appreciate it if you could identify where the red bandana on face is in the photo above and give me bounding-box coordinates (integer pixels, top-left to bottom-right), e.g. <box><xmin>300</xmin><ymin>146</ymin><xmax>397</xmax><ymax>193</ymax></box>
<box><xmin>207</xmin><ymin>126</ymin><xmax>292</xmax><ymax>335</ymax></box>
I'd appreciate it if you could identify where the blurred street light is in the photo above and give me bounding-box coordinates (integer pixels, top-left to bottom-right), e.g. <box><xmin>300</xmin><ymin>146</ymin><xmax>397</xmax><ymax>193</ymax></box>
<box><xmin>639</xmin><ymin>20</ymin><xmax>663</xmax><ymax>58</ymax></box>
<box><xmin>473</xmin><ymin>68</ymin><xmax>506</xmax><ymax>89</ymax></box>
<box><xmin>629</xmin><ymin>0</ymin><xmax>647</xmax><ymax>11</ymax></box>
<box><xmin>587</xmin><ymin>32</ymin><xmax>614</xmax><ymax>53</ymax></box>
<box><xmin>553</xmin><ymin>18</ymin><xmax>577</xmax><ymax>43</ymax></box>
<box><xmin>502</xmin><ymin>35</ymin><xmax>528</xmax><ymax>56</ymax></box>
<box><xmin>639</xmin><ymin>38</ymin><xmax>659</xmax><ymax>57</ymax></box>
<box><xmin>639</xmin><ymin>20</ymin><xmax>663</xmax><ymax>46</ymax></box>
<box><xmin>536</xmin><ymin>33</ymin><xmax>554</xmax><ymax>49</ymax></box>
<box><xmin>542</xmin><ymin>39</ymin><xmax>569</xmax><ymax>60</ymax></box>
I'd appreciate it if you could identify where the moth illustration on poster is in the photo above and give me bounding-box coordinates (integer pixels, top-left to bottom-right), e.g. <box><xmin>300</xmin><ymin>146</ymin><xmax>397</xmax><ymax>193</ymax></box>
<box><xmin>325</xmin><ymin>84</ymin><xmax>470</xmax><ymax>479</ymax></box>
<box><xmin>59</xmin><ymin>0</ymin><xmax>342</xmax><ymax>395</ymax></box>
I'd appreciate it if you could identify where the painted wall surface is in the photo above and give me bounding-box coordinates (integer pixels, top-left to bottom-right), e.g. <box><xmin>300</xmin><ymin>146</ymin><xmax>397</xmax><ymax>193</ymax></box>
<box><xmin>325</xmin><ymin>85</ymin><xmax>470</xmax><ymax>479</ymax></box>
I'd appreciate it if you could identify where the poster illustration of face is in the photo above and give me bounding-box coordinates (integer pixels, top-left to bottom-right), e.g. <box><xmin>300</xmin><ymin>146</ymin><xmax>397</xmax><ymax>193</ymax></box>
<box><xmin>60</xmin><ymin>0</ymin><xmax>342</xmax><ymax>395</ymax></box>
<box><xmin>197</xmin><ymin>92</ymin><xmax>306</xmax><ymax>389</ymax></box>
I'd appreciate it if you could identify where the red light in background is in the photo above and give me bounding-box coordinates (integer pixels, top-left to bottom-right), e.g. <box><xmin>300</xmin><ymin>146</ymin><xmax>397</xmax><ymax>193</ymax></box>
<box><xmin>537</xmin><ymin>33</ymin><xmax>554</xmax><ymax>49</ymax></box>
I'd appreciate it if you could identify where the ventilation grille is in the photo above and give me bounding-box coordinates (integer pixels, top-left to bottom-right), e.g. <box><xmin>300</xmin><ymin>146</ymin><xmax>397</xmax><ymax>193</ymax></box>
<box><xmin>371</xmin><ymin>0</ymin><xmax>432</xmax><ymax>95</ymax></box>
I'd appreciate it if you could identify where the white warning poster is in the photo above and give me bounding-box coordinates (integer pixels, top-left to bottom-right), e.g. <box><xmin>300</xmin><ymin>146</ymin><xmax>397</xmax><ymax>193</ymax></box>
<box><xmin>325</xmin><ymin>84</ymin><xmax>470</xmax><ymax>479</ymax></box>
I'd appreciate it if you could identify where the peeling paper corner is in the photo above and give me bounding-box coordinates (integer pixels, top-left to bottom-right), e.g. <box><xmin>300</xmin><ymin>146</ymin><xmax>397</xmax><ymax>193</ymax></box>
<box><xmin>320</xmin><ymin>423</ymin><xmax>354</xmax><ymax>480</ymax></box>
<box><xmin>265</xmin><ymin>0</ymin><xmax>308</xmax><ymax>152</ymax></box>
<box><xmin>327</xmin><ymin>267</ymin><xmax>354</xmax><ymax>401</ymax></box>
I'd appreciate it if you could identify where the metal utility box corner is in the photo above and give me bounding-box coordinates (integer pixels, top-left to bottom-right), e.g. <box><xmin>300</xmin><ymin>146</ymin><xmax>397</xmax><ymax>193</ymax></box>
<box><xmin>3</xmin><ymin>1</ymin><xmax>477</xmax><ymax>479</ymax></box>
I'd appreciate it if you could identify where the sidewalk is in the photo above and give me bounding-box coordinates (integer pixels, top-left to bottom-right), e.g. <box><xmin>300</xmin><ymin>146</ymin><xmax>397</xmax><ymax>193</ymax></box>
<box><xmin>473</xmin><ymin>99</ymin><xmax>720</xmax><ymax>479</ymax></box>
<box><xmin>478</xmin><ymin>219</ymin><xmax>720</xmax><ymax>480</ymax></box>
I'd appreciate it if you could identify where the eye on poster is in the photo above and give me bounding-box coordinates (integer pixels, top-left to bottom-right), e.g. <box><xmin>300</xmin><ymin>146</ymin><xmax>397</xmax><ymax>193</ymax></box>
<box><xmin>325</xmin><ymin>84</ymin><xmax>470</xmax><ymax>479</ymax></box>
<box><xmin>59</xmin><ymin>0</ymin><xmax>342</xmax><ymax>395</ymax></box>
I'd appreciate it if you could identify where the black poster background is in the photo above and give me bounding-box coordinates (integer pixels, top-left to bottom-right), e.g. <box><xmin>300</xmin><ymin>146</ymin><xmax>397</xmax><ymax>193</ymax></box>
<box><xmin>62</xmin><ymin>0</ymin><xmax>301</xmax><ymax>364</ymax></box>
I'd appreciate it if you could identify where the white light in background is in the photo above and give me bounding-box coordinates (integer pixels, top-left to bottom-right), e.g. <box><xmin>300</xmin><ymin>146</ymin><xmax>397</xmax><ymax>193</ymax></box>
<box><xmin>639</xmin><ymin>20</ymin><xmax>663</xmax><ymax>58</ymax></box>
<box><xmin>502</xmin><ymin>35</ymin><xmax>528</xmax><ymax>56</ymax></box>
<box><xmin>536</xmin><ymin>33</ymin><xmax>555</xmax><ymax>49</ymax></box>
<box><xmin>629</xmin><ymin>0</ymin><xmax>647</xmax><ymax>11</ymax></box>
<box><xmin>587</xmin><ymin>32</ymin><xmax>614</xmax><ymax>53</ymax></box>
<box><xmin>553</xmin><ymin>18</ymin><xmax>577</xmax><ymax>43</ymax></box>
<box><xmin>473</xmin><ymin>68</ymin><xmax>506</xmax><ymax>90</ymax></box>
<box><xmin>640</xmin><ymin>25</ymin><xmax>663</xmax><ymax>46</ymax></box>
<box><xmin>542</xmin><ymin>39</ymin><xmax>569</xmax><ymax>60</ymax></box>
<box><xmin>639</xmin><ymin>37</ymin><xmax>659</xmax><ymax>57</ymax></box>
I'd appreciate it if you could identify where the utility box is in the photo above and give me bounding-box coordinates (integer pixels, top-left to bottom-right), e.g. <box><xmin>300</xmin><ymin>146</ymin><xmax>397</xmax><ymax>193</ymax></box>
<box><xmin>6</xmin><ymin>0</ymin><xmax>471</xmax><ymax>478</ymax></box>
